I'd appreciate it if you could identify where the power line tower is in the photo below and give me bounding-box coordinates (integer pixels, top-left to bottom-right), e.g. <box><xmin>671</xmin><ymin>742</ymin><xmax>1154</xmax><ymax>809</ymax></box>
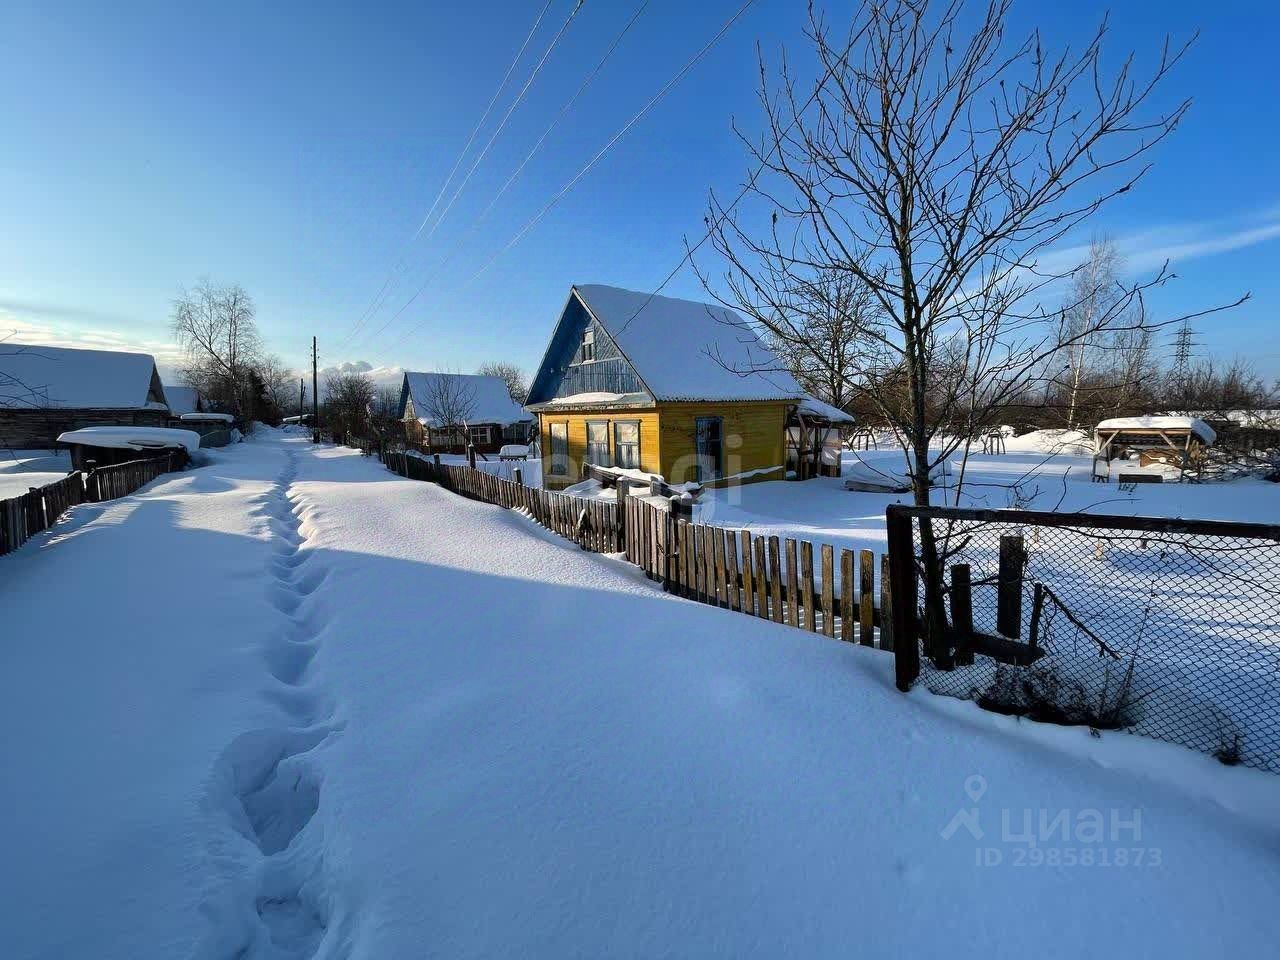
<box><xmin>1170</xmin><ymin>320</ymin><xmax>1199</xmax><ymax>412</ymax></box>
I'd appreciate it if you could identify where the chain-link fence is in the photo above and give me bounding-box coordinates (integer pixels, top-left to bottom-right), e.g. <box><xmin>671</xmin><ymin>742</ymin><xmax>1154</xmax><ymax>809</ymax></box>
<box><xmin>887</xmin><ymin>505</ymin><xmax>1280</xmax><ymax>772</ymax></box>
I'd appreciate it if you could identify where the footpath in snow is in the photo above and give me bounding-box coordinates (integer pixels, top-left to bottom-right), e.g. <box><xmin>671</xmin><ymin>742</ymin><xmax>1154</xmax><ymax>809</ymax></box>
<box><xmin>2</xmin><ymin>430</ymin><xmax>1279</xmax><ymax>959</ymax></box>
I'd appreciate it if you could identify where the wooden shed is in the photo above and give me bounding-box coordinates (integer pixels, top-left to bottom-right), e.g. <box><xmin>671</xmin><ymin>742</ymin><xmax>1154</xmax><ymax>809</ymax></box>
<box><xmin>56</xmin><ymin>426</ymin><xmax>201</xmax><ymax>470</ymax></box>
<box><xmin>524</xmin><ymin>284</ymin><xmax>854</xmax><ymax>491</ymax></box>
<box><xmin>1094</xmin><ymin>416</ymin><xmax>1216</xmax><ymax>478</ymax></box>
<box><xmin>1</xmin><ymin>344</ymin><xmax>171</xmax><ymax>449</ymax></box>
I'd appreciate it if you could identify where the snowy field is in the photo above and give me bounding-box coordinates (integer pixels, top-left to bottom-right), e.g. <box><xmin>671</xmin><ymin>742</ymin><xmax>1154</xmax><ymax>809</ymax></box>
<box><xmin>0</xmin><ymin>448</ymin><xmax>71</xmax><ymax>498</ymax></box>
<box><xmin>694</xmin><ymin>430</ymin><xmax>1280</xmax><ymax>555</ymax></box>
<box><xmin>2</xmin><ymin>429</ymin><xmax>1279</xmax><ymax>958</ymax></box>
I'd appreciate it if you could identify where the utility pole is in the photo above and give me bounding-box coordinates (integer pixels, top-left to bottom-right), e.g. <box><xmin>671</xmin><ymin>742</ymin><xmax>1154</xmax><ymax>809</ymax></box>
<box><xmin>298</xmin><ymin>377</ymin><xmax>305</xmax><ymax>419</ymax></box>
<box><xmin>311</xmin><ymin>336</ymin><xmax>320</xmax><ymax>443</ymax></box>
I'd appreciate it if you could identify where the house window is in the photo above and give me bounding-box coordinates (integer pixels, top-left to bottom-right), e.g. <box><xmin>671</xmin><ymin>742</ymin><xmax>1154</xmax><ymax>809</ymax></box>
<box><xmin>468</xmin><ymin>425</ymin><xmax>492</xmax><ymax>447</ymax></box>
<box><xmin>581</xmin><ymin>328</ymin><xmax>596</xmax><ymax>362</ymax></box>
<box><xmin>614</xmin><ymin>420</ymin><xmax>641</xmax><ymax>469</ymax></box>
<box><xmin>549</xmin><ymin>422</ymin><xmax>569</xmax><ymax>476</ymax></box>
<box><xmin>586</xmin><ymin>420</ymin><xmax>610</xmax><ymax>466</ymax></box>
<box><xmin>694</xmin><ymin>416</ymin><xmax>723</xmax><ymax>482</ymax></box>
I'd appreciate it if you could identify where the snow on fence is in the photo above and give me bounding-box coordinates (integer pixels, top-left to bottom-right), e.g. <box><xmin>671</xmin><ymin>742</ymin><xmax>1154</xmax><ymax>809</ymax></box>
<box><xmin>887</xmin><ymin>504</ymin><xmax>1280</xmax><ymax>772</ymax></box>
<box><xmin>0</xmin><ymin>456</ymin><xmax>172</xmax><ymax>556</ymax></box>
<box><xmin>368</xmin><ymin>440</ymin><xmax>894</xmax><ymax>650</ymax></box>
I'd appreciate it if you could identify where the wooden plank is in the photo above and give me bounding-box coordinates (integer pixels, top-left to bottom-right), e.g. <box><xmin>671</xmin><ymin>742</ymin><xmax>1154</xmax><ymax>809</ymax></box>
<box><xmin>753</xmin><ymin>536</ymin><xmax>768</xmax><ymax>618</ymax></box>
<box><xmin>785</xmin><ymin>538</ymin><xmax>799</xmax><ymax>628</ymax></box>
<box><xmin>879</xmin><ymin>554</ymin><xmax>894</xmax><ymax>651</ymax></box>
<box><xmin>799</xmin><ymin>541</ymin><xmax>816</xmax><ymax>631</ymax></box>
<box><xmin>886</xmin><ymin>507</ymin><xmax>919</xmax><ymax>689</ymax></box>
<box><xmin>859</xmin><ymin>549</ymin><xmax>875</xmax><ymax>647</ymax></box>
<box><xmin>740</xmin><ymin>530</ymin><xmax>755</xmax><ymax>616</ymax></box>
<box><xmin>724</xmin><ymin>529</ymin><xmax>740</xmax><ymax>610</ymax></box>
<box><xmin>840</xmin><ymin>549</ymin><xmax>855</xmax><ymax>642</ymax></box>
<box><xmin>821</xmin><ymin>544</ymin><xmax>835</xmax><ymax>637</ymax></box>
<box><xmin>680</xmin><ymin>520</ymin><xmax>694</xmax><ymax>598</ymax></box>
<box><xmin>713</xmin><ymin>527</ymin><xmax>727</xmax><ymax>607</ymax></box>
<box><xmin>768</xmin><ymin>537</ymin><xmax>783</xmax><ymax>624</ymax></box>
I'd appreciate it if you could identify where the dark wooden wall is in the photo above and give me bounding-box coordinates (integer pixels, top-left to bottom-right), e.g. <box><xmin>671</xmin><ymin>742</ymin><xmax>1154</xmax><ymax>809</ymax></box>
<box><xmin>0</xmin><ymin>408</ymin><xmax>170</xmax><ymax>450</ymax></box>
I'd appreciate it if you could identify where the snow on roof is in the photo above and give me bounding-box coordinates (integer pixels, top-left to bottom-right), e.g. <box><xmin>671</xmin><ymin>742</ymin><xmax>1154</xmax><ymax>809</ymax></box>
<box><xmin>544</xmin><ymin>391</ymin><xmax>651</xmax><ymax>407</ymax></box>
<box><xmin>179</xmin><ymin>412</ymin><xmax>234</xmax><ymax>423</ymax></box>
<box><xmin>402</xmin><ymin>373</ymin><xmax>531</xmax><ymax>427</ymax></box>
<box><xmin>797</xmin><ymin>396</ymin><xmax>855</xmax><ymax>424</ymax></box>
<box><xmin>1096</xmin><ymin>416</ymin><xmax>1216</xmax><ymax>444</ymax></box>
<box><xmin>56</xmin><ymin>426</ymin><xmax>202</xmax><ymax>454</ymax></box>
<box><xmin>2</xmin><ymin>343</ymin><xmax>165</xmax><ymax>412</ymax></box>
<box><xmin>162</xmin><ymin>385</ymin><xmax>200</xmax><ymax>415</ymax></box>
<box><xmin>572</xmin><ymin>284</ymin><xmax>806</xmax><ymax>402</ymax></box>
<box><xmin>1</xmin><ymin>344</ymin><xmax>164</xmax><ymax>410</ymax></box>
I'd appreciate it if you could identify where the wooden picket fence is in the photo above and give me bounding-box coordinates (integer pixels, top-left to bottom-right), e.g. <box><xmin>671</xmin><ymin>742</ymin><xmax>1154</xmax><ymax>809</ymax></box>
<box><xmin>89</xmin><ymin>455</ymin><xmax>172</xmax><ymax>503</ymax></box>
<box><xmin>0</xmin><ymin>455</ymin><xmax>172</xmax><ymax>557</ymax></box>
<box><xmin>372</xmin><ymin>442</ymin><xmax>891</xmax><ymax>650</ymax></box>
<box><xmin>388</xmin><ymin>449</ymin><xmax>623</xmax><ymax>553</ymax></box>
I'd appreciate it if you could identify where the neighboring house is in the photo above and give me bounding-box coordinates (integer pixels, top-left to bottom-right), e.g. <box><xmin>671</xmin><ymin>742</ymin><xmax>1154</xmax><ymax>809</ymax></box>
<box><xmin>162</xmin><ymin>385</ymin><xmax>204</xmax><ymax>417</ymax></box>
<box><xmin>398</xmin><ymin>372</ymin><xmax>533</xmax><ymax>455</ymax></box>
<box><xmin>524</xmin><ymin>284</ymin><xmax>853</xmax><ymax>491</ymax></box>
<box><xmin>0</xmin><ymin>344</ymin><xmax>170</xmax><ymax>449</ymax></box>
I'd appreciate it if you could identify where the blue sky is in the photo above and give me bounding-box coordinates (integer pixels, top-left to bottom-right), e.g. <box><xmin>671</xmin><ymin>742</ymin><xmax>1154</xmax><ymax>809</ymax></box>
<box><xmin>2</xmin><ymin>0</ymin><xmax>1278</xmax><ymax>387</ymax></box>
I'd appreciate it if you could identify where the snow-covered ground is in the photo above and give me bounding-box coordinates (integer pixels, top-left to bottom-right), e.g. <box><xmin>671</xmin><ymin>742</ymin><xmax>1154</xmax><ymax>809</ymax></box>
<box><xmin>0</xmin><ymin>448</ymin><xmax>72</xmax><ymax>498</ymax></box>
<box><xmin>695</xmin><ymin>431</ymin><xmax>1280</xmax><ymax>556</ymax></box>
<box><xmin>2</xmin><ymin>429</ymin><xmax>1279</xmax><ymax>958</ymax></box>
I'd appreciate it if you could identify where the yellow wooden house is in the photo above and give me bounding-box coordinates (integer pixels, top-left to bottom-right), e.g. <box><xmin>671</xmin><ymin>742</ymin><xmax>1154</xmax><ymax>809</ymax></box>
<box><xmin>525</xmin><ymin>284</ymin><xmax>852</xmax><ymax>491</ymax></box>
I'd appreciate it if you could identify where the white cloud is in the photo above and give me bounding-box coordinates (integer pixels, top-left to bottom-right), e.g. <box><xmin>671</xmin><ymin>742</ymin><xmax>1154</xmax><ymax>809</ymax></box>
<box><xmin>1036</xmin><ymin>211</ymin><xmax>1280</xmax><ymax>277</ymax></box>
<box><xmin>318</xmin><ymin>360</ymin><xmax>405</xmax><ymax>394</ymax></box>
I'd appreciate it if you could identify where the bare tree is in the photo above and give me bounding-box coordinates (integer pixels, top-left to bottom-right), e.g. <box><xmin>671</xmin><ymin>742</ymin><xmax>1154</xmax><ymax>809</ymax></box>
<box><xmin>324</xmin><ymin>370</ymin><xmax>376</xmax><ymax>441</ymax></box>
<box><xmin>171</xmin><ymin>279</ymin><xmax>261</xmax><ymax>414</ymax></box>
<box><xmin>697</xmin><ymin>0</ymin><xmax>1243</xmax><ymax>640</ymax></box>
<box><xmin>0</xmin><ymin>341</ymin><xmax>45</xmax><ymax>410</ymax></box>
<box><xmin>762</xmin><ymin>268</ymin><xmax>879</xmax><ymax>408</ymax></box>
<box><xmin>255</xmin><ymin>354</ymin><xmax>295</xmax><ymax>419</ymax></box>
<box><xmin>420</xmin><ymin>372</ymin><xmax>478</xmax><ymax>433</ymax></box>
<box><xmin>477</xmin><ymin>361</ymin><xmax>529</xmax><ymax>406</ymax></box>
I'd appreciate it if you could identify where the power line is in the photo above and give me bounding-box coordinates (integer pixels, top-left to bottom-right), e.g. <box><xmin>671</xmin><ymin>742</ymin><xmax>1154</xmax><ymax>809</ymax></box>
<box><xmin>350</xmin><ymin>0</ymin><xmax>647</xmax><ymax>354</ymax></box>
<box><xmin>413</xmin><ymin>0</ymin><xmax>589</xmax><ymax>253</ymax></box>
<box><xmin>464</xmin><ymin>0</ymin><xmax>758</xmax><ymax>287</ymax></box>
<box><xmin>613</xmin><ymin>25</ymin><xmax>856</xmax><ymax>337</ymax></box>
<box><xmin>376</xmin><ymin>0</ymin><xmax>759</xmax><ymax>357</ymax></box>
<box><xmin>337</xmin><ymin>0</ymin><xmax>555</xmax><ymax>349</ymax></box>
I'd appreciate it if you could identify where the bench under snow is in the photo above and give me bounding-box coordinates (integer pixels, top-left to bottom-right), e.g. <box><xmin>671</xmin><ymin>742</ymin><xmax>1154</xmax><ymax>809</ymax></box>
<box><xmin>843</xmin><ymin>457</ymin><xmax>951</xmax><ymax>493</ymax></box>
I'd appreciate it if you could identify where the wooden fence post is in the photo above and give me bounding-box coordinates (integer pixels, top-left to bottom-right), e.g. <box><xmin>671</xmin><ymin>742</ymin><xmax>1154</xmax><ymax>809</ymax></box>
<box><xmin>767</xmin><ymin>537</ymin><xmax>783</xmax><ymax>624</ymax></box>
<box><xmin>840</xmin><ymin>549</ymin><xmax>854</xmax><ymax>642</ymax></box>
<box><xmin>997</xmin><ymin>534</ymin><xmax>1025</xmax><ymax>638</ymax></box>
<box><xmin>859</xmin><ymin>549</ymin><xmax>875</xmax><ymax>647</ymax></box>
<box><xmin>820</xmin><ymin>544</ymin><xmax>834</xmax><ymax>637</ymax></box>
<box><xmin>886</xmin><ymin>506</ymin><xmax>920</xmax><ymax>691</ymax></box>
<box><xmin>785</xmin><ymin>538</ymin><xmax>799</xmax><ymax>628</ymax></box>
<box><xmin>950</xmin><ymin>563</ymin><xmax>973</xmax><ymax>667</ymax></box>
<box><xmin>800</xmin><ymin>541</ymin><xmax>815</xmax><ymax>631</ymax></box>
<box><xmin>753</xmin><ymin>535</ymin><xmax>768</xmax><ymax>618</ymax></box>
<box><xmin>879</xmin><ymin>554</ymin><xmax>894</xmax><ymax>651</ymax></box>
